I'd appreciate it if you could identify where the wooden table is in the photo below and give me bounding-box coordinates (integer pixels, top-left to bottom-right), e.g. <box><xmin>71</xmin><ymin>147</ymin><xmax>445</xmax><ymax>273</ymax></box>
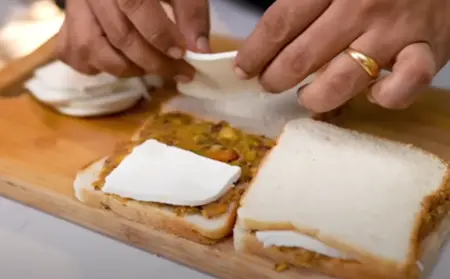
<box><xmin>1</xmin><ymin>35</ymin><xmax>450</xmax><ymax>279</ymax></box>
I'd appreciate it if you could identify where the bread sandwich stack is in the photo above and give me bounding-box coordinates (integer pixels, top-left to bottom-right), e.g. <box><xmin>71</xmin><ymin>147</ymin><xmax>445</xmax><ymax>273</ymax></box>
<box><xmin>73</xmin><ymin>51</ymin><xmax>450</xmax><ymax>279</ymax></box>
<box><xmin>235</xmin><ymin>118</ymin><xmax>450</xmax><ymax>279</ymax></box>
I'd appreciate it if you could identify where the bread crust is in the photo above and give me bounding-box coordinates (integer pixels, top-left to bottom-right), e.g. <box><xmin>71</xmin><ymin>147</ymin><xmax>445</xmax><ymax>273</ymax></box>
<box><xmin>236</xmin><ymin>231</ymin><xmax>405</xmax><ymax>279</ymax></box>
<box><xmin>238</xmin><ymin>119</ymin><xmax>450</xmax><ymax>276</ymax></box>
<box><xmin>236</xmin><ymin>211</ymin><xmax>450</xmax><ymax>279</ymax></box>
<box><xmin>79</xmin><ymin>185</ymin><xmax>237</xmax><ymax>244</ymax></box>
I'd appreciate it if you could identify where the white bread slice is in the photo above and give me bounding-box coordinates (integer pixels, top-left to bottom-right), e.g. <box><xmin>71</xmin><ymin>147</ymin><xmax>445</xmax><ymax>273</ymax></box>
<box><xmin>74</xmin><ymin>157</ymin><xmax>238</xmax><ymax>244</ymax></box>
<box><xmin>236</xmin><ymin>118</ymin><xmax>450</xmax><ymax>278</ymax></box>
<box><xmin>234</xmin><ymin>214</ymin><xmax>450</xmax><ymax>279</ymax></box>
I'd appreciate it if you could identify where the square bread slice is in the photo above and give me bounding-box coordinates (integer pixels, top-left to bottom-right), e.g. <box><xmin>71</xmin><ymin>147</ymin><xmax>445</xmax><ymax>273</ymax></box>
<box><xmin>74</xmin><ymin>112</ymin><xmax>274</xmax><ymax>244</ymax></box>
<box><xmin>235</xmin><ymin>118</ymin><xmax>450</xmax><ymax>279</ymax></box>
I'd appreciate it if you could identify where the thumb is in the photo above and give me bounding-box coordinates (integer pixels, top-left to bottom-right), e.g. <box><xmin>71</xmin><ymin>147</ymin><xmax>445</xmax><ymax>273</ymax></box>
<box><xmin>171</xmin><ymin>0</ymin><xmax>211</xmax><ymax>53</ymax></box>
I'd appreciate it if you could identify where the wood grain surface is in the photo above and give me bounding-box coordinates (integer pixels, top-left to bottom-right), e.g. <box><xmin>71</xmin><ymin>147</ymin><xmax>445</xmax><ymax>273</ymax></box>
<box><xmin>0</xmin><ymin>35</ymin><xmax>449</xmax><ymax>279</ymax></box>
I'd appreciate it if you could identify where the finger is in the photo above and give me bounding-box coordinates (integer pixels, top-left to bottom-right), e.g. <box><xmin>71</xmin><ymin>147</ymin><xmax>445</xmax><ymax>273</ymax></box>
<box><xmin>299</xmin><ymin>29</ymin><xmax>402</xmax><ymax>113</ymax></box>
<box><xmin>89</xmin><ymin>36</ymin><xmax>144</xmax><ymax>77</ymax></box>
<box><xmin>234</xmin><ymin>0</ymin><xmax>331</xmax><ymax>79</ymax></box>
<box><xmin>54</xmin><ymin>20</ymin><xmax>69</xmax><ymax>59</ymax></box>
<box><xmin>58</xmin><ymin>0</ymin><xmax>99</xmax><ymax>75</ymax></box>
<box><xmin>161</xmin><ymin>1</ymin><xmax>175</xmax><ymax>22</ymax></box>
<box><xmin>74</xmin><ymin>0</ymin><xmax>143</xmax><ymax>77</ymax></box>
<box><xmin>88</xmin><ymin>0</ymin><xmax>194</xmax><ymax>78</ymax></box>
<box><xmin>316</xmin><ymin>63</ymin><xmax>330</xmax><ymax>76</ymax></box>
<box><xmin>118</xmin><ymin>0</ymin><xmax>186</xmax><ymax>58</ymax></box>
<box><xmin>258</xmin><ymin>2</ymin><xmax>361</xmax><ymax>93</ymax></box>
<box><xmin>171</xmin><ymin>0</ymin><xmax>211</xmax><ymax>52</ymax></box>
<box><xmin>368</xmin><ymin>43</ymin><xmax>436</xmax><ymax>109</ymax></box>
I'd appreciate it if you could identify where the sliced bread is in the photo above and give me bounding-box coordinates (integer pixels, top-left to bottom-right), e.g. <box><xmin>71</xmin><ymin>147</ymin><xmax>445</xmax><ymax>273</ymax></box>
<box><xmin>236</xmin><ymin>118</ymin><xmax>450</xmax><ymax>278</ymax></box>
<box><xmin>74</xmin><ymin>112</ymin><xmax>274</xmax><ymax>244</ymax></box>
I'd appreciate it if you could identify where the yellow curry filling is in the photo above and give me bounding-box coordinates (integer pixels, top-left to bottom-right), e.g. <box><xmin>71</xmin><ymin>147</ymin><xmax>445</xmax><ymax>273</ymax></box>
<box><xmin>93</xmin><ymin>112</ymin><xmax>274</xmax><ymax>219</ymax></box>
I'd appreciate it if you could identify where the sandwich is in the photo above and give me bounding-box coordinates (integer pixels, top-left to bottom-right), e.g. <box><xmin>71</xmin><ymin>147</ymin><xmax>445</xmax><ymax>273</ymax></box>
<box><xmin>74</xmin><ymin>111</ymin><xmax>275</xmax><ymax>244</ymax></box>
<box><xmin>235</xmin><ymin>118</ymin><xmax>450</xmax><ymax>279</ymax></box>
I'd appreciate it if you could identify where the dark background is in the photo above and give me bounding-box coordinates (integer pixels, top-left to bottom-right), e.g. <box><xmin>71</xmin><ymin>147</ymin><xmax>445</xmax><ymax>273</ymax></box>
<box><xmin>232</xmin><ymin>0</ymin><xmax>273</xmax><ymax>10</ymax></box>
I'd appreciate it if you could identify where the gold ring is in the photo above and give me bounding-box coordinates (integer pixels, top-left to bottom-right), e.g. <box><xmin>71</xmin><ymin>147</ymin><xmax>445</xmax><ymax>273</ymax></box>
<box><xmin>345</xmin><ymin>48</ymin><xmax>380</xmax><ymax>78</ymax></box>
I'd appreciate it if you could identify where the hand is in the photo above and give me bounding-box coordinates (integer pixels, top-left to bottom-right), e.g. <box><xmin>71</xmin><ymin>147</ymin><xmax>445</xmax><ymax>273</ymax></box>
<box><xmin>55</xmin><ymin>0</ymin><xmax>210</xmax><ymax>81</ymax></box>
<box><xmin>235</xmin><ymin>0</ymin><xmax>450</xmax><ymax>112</ymax></box>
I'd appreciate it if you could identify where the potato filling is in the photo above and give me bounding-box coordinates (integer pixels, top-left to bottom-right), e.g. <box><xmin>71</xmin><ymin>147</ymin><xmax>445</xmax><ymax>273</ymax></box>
<box><xmin>93</xmin><ymin>112</ymin><xmax>274</xmax><ymax>218</ymax></box>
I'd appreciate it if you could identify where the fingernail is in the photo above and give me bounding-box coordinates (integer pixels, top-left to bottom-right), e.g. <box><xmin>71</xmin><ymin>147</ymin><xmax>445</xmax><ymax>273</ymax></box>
<box><xmin>196</xmin><ymin>36</ymin><xmax>211</xmax><ymax>53</ymax></box>
<box><xmin>234</xmin><ymin>67</ymin><xmax>248</xmax><ymax>80</ymax></box>
<box><xmin>167</xmin><ymin>47</ymin><xmax>184</xmax><ymax>59</ymax></box>
<box><xmin>174</xmin><ymin>75</ymin><xmax>192</xmax><ymax>84</ymax></box>
<box><xmin>296</xmin><ymin>84</ymin><xmax>309</xmax><ymax>98</ymax></box>
<box><xmin>367</xmin><ymin>93</ymin><xmax>377</xmax><ymax>104</ymax></box>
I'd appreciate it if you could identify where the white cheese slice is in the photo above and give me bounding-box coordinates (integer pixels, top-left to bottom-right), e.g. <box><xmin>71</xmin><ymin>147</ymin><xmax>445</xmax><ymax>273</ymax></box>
<box><xmin>102</xmin><ymin>139</ymin><xmax>242</xmax><ymax>206</ymax></box>
<box><xmin>66</xmin><ymin>90</ymin><xmax>142</xmax><ymax>109</ymax></box>
<box><xmin>25</xmin><ymin>77</ymin><xmax>145</xmax><ymax>105</ymax></box>
<box><xmin>25</xmin><ymin>73</ymin><xmax>146</xmax><ymax>117</ymax></box>
<box><xmin>55</xmin><ymin>96</ymin><xmax>141</xmax><ymax>117</ymax></box>
<box><xmin>177</xmin><ymin>51</ymin><xmax>314</xmax><ymax>101</ymax></box>
<box><xmin>177</xmin><ymin>51</ymin><xmax>262</xmax><ymax>100</ymax></box>
<box><xmin>34</xmin><ymin>60</ymin><xmax>119</xmax><ymax>94</ymax></box>
<box><xmin>25</xmin><ymin>77</ymin><xmax>82</xmax><ymax>104</ymax></box>
<box><xmin>256</xmin><ymin>230</ymin><xmax>352</xmax><ymax>260</ymax></box>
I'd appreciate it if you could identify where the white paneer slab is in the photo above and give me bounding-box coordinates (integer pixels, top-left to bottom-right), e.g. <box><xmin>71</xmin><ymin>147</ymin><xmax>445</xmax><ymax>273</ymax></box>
<box><xmin>177</xmin><ymin>51</ymin><xmax>314</xmax><ymax>101</ymax></box>
<box><xmin>177</xmin><ymin>51</ymin><xmax>263</xmax><ymax>100</ymax></box>
<box><xmin>102</xmin><ymin>139</ymin><xmax>242</xmax><ymax>206</ymax></box>
<box><xmin>34</xmin><ymin>60</ymin><xmax>119</xmax><ymax>94</ymax></box>
<box><xmin>256</xmin><ymin>230</ymin><xmax>351</xmax><ymax>260</ymax></box>
<box><xmin>25</xmin><ymin>77</ymin><xmax>145</xmax><ymax>105</ymax></box>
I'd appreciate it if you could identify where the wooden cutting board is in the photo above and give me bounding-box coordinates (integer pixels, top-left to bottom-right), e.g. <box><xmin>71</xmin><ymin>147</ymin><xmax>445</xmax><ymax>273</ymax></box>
<box><xmin>0</xmin><ymin>35</ymin><xmax>449</xmax><ymax>279</ymax></box>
